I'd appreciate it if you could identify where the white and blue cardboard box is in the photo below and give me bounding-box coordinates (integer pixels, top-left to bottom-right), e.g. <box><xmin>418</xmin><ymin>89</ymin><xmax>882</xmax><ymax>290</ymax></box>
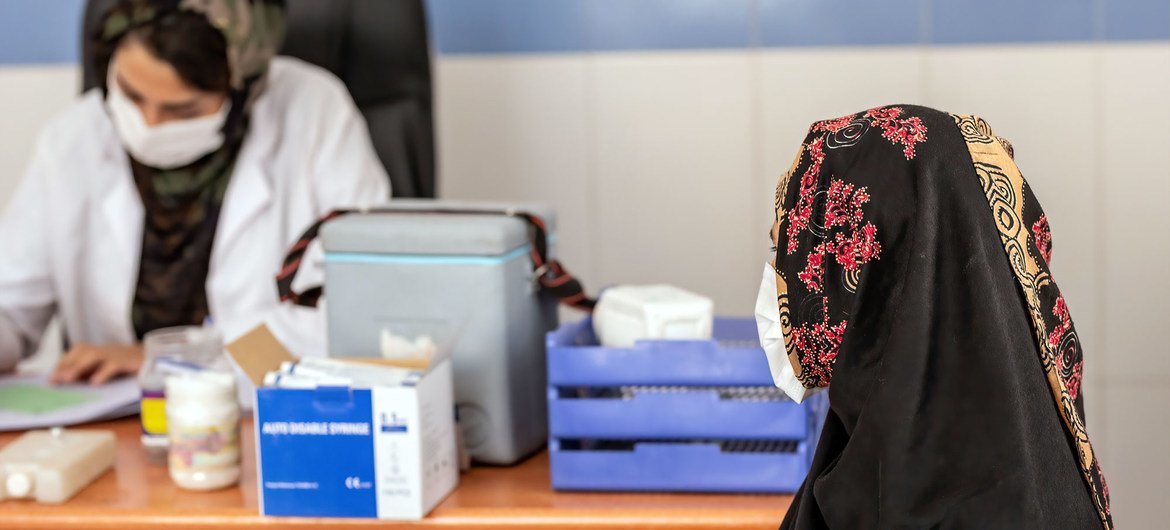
<box><xmin>226</xmin><ymin>326</ymin><xmax>459</xmax><ymax>520</ymax></box>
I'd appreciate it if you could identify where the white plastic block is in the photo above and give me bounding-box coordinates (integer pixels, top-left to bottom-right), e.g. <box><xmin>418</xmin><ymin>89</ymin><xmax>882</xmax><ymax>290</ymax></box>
<box><xmin>0</xmin><ymin>428</ymin><xmax>115</xmax><ymax>504</ymax></box>
<box><xmin>593</xmin><ymin>285</ymin><xmax>714</xmax><ymax>348</ymax></box>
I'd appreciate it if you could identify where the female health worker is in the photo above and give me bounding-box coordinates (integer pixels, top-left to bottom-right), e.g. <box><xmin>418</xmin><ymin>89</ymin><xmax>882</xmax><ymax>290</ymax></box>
<box><xmin>0</xmin><ymin>0</ymin><xmax>388</xmax><ymax>382</ymax></box>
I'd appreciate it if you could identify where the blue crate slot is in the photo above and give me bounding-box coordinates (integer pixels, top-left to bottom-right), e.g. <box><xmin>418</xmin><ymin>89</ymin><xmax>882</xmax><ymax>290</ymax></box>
<box><xmin>548</xmin><ymin>388</ymin><xmax>809</xmax><ymax>440</ymax></box>
<box><xmin>546</xmin><ymin>317</ymin><xmax>774</xmax><ymax>387</ymax></box>
<box><xmin>548</xmin><ymin>439</ymin><xmax>810</xmax><ymax>493</ymax></box>
<box><xmin>545</xmin><ymin>317</ymin><xmax>828</xmax><ymax>493</ymax></box>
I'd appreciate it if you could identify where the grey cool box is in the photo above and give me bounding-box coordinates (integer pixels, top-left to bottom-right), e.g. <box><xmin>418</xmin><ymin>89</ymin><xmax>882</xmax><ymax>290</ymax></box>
<box><xmin>319</xmin><ymin>200</ymin><xmax>559</xmax><ymax>465</ymax></box>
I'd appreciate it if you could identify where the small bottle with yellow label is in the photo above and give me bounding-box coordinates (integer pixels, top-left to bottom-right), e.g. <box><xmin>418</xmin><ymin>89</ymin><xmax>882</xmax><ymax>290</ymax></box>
<box><xmin>138</xmin><ymin>326</ymin><xmax>224</xmax><ymax>460</ymax></box>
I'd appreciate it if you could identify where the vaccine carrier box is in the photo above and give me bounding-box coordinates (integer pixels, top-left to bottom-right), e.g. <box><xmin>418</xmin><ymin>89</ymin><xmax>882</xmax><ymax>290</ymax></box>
<box><xmin>319</xmin><ymin>200</ymin><xmax>559</xmax><ymax>465</ymax></box>
<box><xmin>226</xmin><ymin>325</ymin><xmax>458</xmax><ymax>520</ymax></box>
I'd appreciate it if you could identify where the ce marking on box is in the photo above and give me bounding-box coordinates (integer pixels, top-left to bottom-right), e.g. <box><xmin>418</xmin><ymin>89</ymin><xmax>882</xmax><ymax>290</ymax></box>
<box><xmin>343</xmin><ymin>476</ymin><xmax>373</xmax><ymax>490</ymax></box>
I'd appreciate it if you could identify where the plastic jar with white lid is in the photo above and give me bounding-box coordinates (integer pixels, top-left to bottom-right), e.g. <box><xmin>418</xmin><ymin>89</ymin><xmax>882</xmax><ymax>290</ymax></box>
<box><xmin>165</xmin><ymin>371</ymin><xmax>241</xmax><ymax>491</ymax></box>
<box><xmin>139</xmin><ymin>326</ymin><xmax>225</xmax><ymax>460</ymax></box>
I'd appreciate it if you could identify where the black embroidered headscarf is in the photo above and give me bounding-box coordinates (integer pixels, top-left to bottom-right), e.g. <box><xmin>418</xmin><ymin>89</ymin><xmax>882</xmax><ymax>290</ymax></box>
<box><xmin>767</xmin><ymin>105</ymin><xmax>1111</xmax><ymax>529</ymax></box>
<box><xmin>92</xmin><ymin>0</ymin><xmax>285</xmax><ymax>337</ymax></box>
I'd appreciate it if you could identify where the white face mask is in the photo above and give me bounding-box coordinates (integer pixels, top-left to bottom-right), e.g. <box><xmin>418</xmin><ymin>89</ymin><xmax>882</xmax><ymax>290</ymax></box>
<box><xmin>754</xmin><ymin>261</ymin><xmax>821</xmax><ymax>403</ymax></box>
<box><xmin>104</xmin><ymin>70</ymin><xmax>230</xmax><ymax>169</ymax></box>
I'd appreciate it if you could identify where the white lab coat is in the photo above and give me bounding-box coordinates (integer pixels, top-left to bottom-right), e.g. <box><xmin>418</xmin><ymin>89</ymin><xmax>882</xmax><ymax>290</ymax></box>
<box><xmin>0</xmin><ymin>57</ymin><xmax>389</xmax><ymax>371</ymax></box>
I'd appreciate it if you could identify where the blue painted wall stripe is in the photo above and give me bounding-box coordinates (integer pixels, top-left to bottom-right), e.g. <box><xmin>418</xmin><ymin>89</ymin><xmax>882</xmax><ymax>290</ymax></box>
<box><xmin>1104</xmin><ymin>0</ymin><xmax>1170</xmax><ymax>41</ymax></box>
<box><xmin>0</xmin><ymin>0</ymin><xmax>1168</xmax><ymax>65</ymax></box>
<box><xmin>429</xmin><ymin>0</ymin><xmax>1170</xmax><ymax>54</ymax></box>
<box><xmin>424</xmin><ymin>0</ymin><xmax>591</xmax><ymax>54</ymax></box>
<box><xmin>758</xmin><ymin>0</ymin><xmax>925</xmax><ymax>47</ymax></box>
<box><xmin>930</xmin><ymin>0</ymin><xmax>1096</xmax><ymax>45</ymax></box>
<box><xmin>326</xmin><ymin>245</ymin><xmax>531</xmax><ymax>266</ymax></box>
<box><xmin>586</xmin><ymin>0</ymin><xmax>756</xmax><ymax>52</ymax></box>
<box><xmin>0</xmin><ymin>0</ymin><xmax>85</xmax><ymax>65</ymax></box>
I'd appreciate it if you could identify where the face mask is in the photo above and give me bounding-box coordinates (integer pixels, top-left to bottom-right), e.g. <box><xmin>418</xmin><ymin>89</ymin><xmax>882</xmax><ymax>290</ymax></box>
<box><xmin>104</xmin><ymin>71</ymin><xmax>230</xmax><ymax>169</ymax></box>
<box><xmin>754</xmin><ymin>261</ymin><xmax>820</xmax><ymax>403</ymax></box>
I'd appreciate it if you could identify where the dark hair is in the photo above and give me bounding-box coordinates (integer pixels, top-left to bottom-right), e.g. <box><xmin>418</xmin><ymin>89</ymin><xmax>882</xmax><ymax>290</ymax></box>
<box><xmin>122</xmin><ymin>11</ymin><xmax>230</xmax><ymax>93</ymax></box>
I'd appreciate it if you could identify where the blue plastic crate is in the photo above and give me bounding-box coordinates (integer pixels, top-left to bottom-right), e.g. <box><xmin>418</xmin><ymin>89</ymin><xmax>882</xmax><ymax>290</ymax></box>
<box><xmin>545</xmin><ymin>317</ymin><xmax>828</xmax><ymax>493</ymax></box>
<box><xmin>548</xmin><ymin>386</ymin><xmax>810</xmax><ymax>440</ymax></box>
<box><xmin>548</xmin><ymin>439</ymin><xmax>811</xmax><ymax>493</ymax></box>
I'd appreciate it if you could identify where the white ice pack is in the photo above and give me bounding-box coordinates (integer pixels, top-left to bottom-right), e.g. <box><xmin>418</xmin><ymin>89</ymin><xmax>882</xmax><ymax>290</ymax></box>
<box><xmin>592</xmin><ymin>285</ymin><xmax>714</xmax><ymax>348</ymax></box>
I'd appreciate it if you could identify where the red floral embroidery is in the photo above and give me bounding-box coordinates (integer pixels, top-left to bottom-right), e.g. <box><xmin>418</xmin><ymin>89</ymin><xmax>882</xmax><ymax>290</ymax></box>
<box><xmin>865</xmin><ymin>107</ymin><xmax>901</xmax><ymax>121</ymax></box>
<box><xmin>799</xmin><ymin>244</ymin><xmax>827</xmax><ymax>292</ymax></box>
<box><xmin>833</xmin><ymin>223</ymin><xmax>881</xmax><ymax>270</ymax></box>
<box><xmin>1048</xmin><ymin>295</ymin><xmax>1083</xmax><ymax>399</ymax></box>
<box><xmin>1048</xmin><ymin>296</ymin><xmax>1071</xmax><ymax>352</ymax></box>
<box><xmin>814</xmin><ymin>106</ymin><xmax>928</xmax><ymax>160</ymax></box>
<box><xmin>1063</xmin><ymin>360</ymin><xmax>1083</xmax><ymax>400</ymax></box>
<box><xmin>785</xmin><ymin>152</ymin><xmax>881</xmax><ymax>388</ymax></box>
<box><xmin>824</xmin><ymin>179</ymin><xmax>870</xmax><ymax>228</ymax></box>
<box><xmin>1047</xmin><ymin>326</ymin><xmax>1065</xmax><ymax>352</ymax></box>
<box><xmin>784</xmin><ymin>106</ymin><xmax>928</xmax><ymax>388</ymax></box>
<box><xmin>811</xmin><ymin>114</ymin><xmax>854</xmax><ymax>134</ymax></box>
<box><xmin>865</xmin><ymin>107</ymin><xmax>928</xmax><ymax>160</ymax></box>
<box><xmin>1053</xmin><ymin>296</ymin><xmax>1070</xmax><ymax>324</ymax></box>
<box><xmin>792</xmin><ymin>178</ymin><xmax>881</xmax><ymax>293</ymax></box>
<box><xmin>825</xmin><ymin>180</ymin><xmax>881</xmax><ymax>271</ymax></box>
<box><xmin>1033</xmin><ymin>214</ymin><xmax>1053</xmax><ymax>265</ymax></box>
<box><xmin>786</xmin><ymin>137</ymin><xmax>826</xmax><ymax>254</ymax></box>
<box><xmin>791</xmin><ymin>313</ymin><xmax>847</xmax><ymax>387</ymax></box>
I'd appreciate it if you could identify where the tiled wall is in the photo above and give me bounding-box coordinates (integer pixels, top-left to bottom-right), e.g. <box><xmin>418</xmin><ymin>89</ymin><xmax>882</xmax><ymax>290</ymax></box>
<box><xmin>1</xmin><ymin>1</ymin><xmax>1168</xmax><ymax>527</ymax></box>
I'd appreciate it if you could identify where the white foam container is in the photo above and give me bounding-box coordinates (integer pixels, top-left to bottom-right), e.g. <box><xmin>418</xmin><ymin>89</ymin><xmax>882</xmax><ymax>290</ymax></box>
<box><xmin>592</xmin><ymin>285</ymin><xmax>714</xmax><ymax>348</ymax></box>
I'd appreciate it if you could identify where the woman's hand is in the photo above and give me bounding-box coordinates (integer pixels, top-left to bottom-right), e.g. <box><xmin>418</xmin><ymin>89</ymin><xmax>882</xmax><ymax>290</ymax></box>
<box><xmin>51</xmin><ymin>343</ymin><xmax>145</xmax><ymax>385</ymax></box>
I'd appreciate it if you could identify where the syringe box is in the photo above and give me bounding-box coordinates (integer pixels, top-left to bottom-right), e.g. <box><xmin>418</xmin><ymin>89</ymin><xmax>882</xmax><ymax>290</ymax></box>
<box><xmin>0</xmin><ymin>428</ymin><xmax>115</xmax><ymax>504</ymax></box>
<box><xmin>227</xmin><ymin>325</ymin><xmax>458</xmax><ymax>520</ymax></box>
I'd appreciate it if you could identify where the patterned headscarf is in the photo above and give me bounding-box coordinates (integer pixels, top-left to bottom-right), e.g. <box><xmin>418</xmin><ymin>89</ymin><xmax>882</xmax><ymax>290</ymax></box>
<box><xmin>769</xmin><ymin>106</ymin><xmax>1111</xmax><ymax>529</ymax></box>
<box><xmin>98</xmin><ymin>0</ymin><xmax>285</xmax><ymax>106</ymax></box>
<box><xmin>93</xmin><ymin>0</ymin><xmax>285</xmax><ymax>338</ymax></box>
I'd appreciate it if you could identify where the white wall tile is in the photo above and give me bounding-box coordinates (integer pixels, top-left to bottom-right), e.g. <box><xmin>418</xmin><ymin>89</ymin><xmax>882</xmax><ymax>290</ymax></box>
<box><xmin>591</xmin><ymin>51</ymin><xmax>756</xmax><ymax>315</ymax></box>
<box><xmin>0</xmin><ymin>65</ymin><xmax>78</xmax><ymax>365</ymax></box>
<box><xmin>1100</xmin><ymin>44</ymin><xmax>1170</xmax><ymax>379</ymax></box>
<box><xmin>925</xmin><ymin>45</ymin><xmax>1104</xmax><ymax>374</ymax></box>
<box><xmin>1096</xmin><ymin>46</ymin><xmax>1170</xmax><ymax>529</ymax></box>
<box><xmin>434</xmin><ymin>55</ymin><xmax>597</xmax><ymax>285</ymax></box>
<box><xmin>1100</xmin><ymin>378</ymin><xmax>1170</xmax><ymax>529</ymax></box>
<box><xmin>0</xmin><ymin>65</ymin><xmax>80</xmax><ymax>210</ymax></box>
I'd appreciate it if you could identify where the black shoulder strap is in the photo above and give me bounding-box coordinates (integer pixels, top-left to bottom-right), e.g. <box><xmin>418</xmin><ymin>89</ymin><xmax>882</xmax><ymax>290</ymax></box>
<box><xmin>276</xmin><ymin>208</ymin><xmax>596</xmax><ymax>312</ymax></box>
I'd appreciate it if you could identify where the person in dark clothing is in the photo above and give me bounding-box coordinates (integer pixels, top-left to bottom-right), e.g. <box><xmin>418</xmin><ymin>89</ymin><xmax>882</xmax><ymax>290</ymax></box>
<box><xmin>755</xmin><ymin>105</ymin><xmax>1110</xmax><ymax>529</ymax></box>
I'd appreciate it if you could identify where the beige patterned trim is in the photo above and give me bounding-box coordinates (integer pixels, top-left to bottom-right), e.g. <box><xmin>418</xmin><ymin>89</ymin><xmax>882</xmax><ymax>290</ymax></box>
<box><xmin>772</xmin><ymin>144</ymin><xmax>804</xmax><ymax>377</ymax></box>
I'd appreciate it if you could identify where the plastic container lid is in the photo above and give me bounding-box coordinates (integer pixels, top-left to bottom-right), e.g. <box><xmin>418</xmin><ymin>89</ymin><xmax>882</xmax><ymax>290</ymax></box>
<box><xmin>320</xmin><ymin>200</ymin><xmax>557</xmax><ymax>257</ymax></box>
<box><xmin>143</xmin><ymin>326</ymin><xmax>224</xmax><ymax>365</ymax></box>
<box><xmin>165</xmin><ymin>371</ymin><xmax>237</xmax><ymax>404</ymax></box>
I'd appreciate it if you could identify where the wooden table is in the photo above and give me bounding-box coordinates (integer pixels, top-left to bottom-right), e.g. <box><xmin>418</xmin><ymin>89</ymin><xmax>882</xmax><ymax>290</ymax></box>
<box><xmin>0</xmin><ymin>418</ymin><xmax>791</xmax><ymax>529</ymax></box>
